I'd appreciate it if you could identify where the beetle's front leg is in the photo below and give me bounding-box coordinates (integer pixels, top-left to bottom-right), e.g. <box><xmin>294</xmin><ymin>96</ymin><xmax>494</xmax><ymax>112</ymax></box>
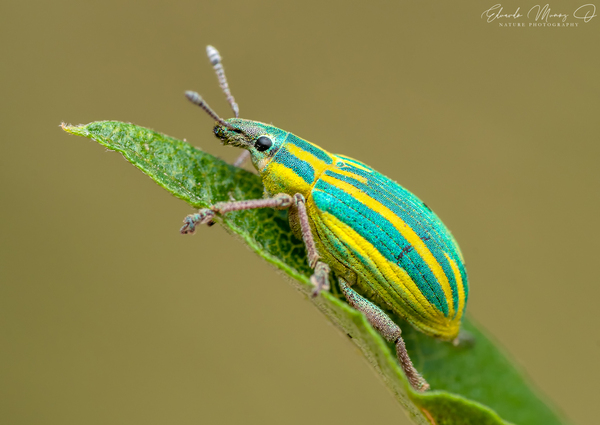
<box><xmin>180</xmin><ymin>193</ymin><xmax>293</xmax><ymax>234</ymax></box>
<box><xmin>338</xmin><ymin>278</ymin><xmax>429</xmax><ymax>392</ymax></box>
<box><xmin>292</xmin><ymin>193</ymin><xmax>330</xmax><ymax>297</ymax></box>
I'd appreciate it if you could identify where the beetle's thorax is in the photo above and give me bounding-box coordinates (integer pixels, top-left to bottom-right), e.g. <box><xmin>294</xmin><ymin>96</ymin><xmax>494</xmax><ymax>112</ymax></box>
<box><xmin>260</xmin><ymin>133</ymin><xmax>335</xmax><ymax>198</ymax></box>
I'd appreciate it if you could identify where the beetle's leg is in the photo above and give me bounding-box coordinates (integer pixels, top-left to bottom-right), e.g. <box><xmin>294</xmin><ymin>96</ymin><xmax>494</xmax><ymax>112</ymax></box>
<box><xmin>180</xmin><ymin>193</ymin><xmax>293</xmax><ymax>234</ymax></box>
<box><xmin>292</xmin><ymin>194</ymin><xmax>319</xmax><ymax>268</ymax></box>
<box><xmin>232</xmin><ymin>150</ymin><xmax>251</xmax><ymax>167</ymax></box>
<box><xmin>338</xmin><ymin>278</ymin><xmax>429</xmax><ymax>392</ymax></box>
<box><xmin>293</xmin><ymin>193</ymin><xmax>330</xmax><ymax>297</ymax></box>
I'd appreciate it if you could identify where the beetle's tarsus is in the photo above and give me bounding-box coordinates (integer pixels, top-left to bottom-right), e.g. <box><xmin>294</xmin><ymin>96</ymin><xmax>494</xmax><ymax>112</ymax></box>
<box><xmin>395</xmin><ymin>337</ymin><xmax>430</xmax><ymax>392</ymax></box>
<box><xmin>180</xmin><ymin>209</ymin><xmax>215</xmax><ymax>234</ymax></box>
<box><xmin>180</xmin><ymin>215</ymin><xmax>199</xmax><ymax>234</ymax></box>
<box><xmin>310</xmin><ymin>262</ymin><xmax>330</xmax><ymax>297</ymax></box>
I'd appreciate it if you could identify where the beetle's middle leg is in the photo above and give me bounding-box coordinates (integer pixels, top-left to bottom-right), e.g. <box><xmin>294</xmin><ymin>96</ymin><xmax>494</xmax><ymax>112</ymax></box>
<box><xmin>292</xmin><ymin>193</ymin><xmax>330</xmax><ymax>298</ymax></box>
<box><xmin>338</xmin><ymin>278</ymin><xmax>429</xmax><ymax>392</ymax></box>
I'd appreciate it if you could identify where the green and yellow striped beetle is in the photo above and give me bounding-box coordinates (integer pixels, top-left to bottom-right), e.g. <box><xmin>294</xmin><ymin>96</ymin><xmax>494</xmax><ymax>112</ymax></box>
<box><xmin>181</xmin><ymin>46</ymin><xmax>469</xmax><ymax>391</ymax></box>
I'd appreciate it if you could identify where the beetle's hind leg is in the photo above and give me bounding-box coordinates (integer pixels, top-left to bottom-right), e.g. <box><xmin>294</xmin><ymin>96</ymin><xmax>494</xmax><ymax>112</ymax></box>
<box><xmin>338</xmin><ymin>278</ymin><xmax>429</xmax><ymax>392</ymax></box>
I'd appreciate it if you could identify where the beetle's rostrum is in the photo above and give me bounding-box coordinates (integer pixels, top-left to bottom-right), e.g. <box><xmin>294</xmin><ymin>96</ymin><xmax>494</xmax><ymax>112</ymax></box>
<box><xmin>182</xmin><ymin>45</ymin><xmax>469</xmax><ymax>392</ymax></box>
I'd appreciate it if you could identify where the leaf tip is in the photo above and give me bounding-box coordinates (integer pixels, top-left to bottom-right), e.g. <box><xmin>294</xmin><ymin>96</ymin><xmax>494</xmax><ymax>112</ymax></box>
<box><xmin>60</xmin><ymin>122</ymin><xmax>86</xmax><ymax>137</ymax></box>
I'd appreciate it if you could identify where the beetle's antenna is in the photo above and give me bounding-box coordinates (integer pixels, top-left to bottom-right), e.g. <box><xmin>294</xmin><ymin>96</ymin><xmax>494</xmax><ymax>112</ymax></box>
<box><xmin>185</xmin><ymin>91</ymin><xmax>238</xmax><ymax>130</ymax></box>
<box><xmin>206</xmin><ymin>45</ymin><xmax>240</xmax><ymax>118</ymax></box>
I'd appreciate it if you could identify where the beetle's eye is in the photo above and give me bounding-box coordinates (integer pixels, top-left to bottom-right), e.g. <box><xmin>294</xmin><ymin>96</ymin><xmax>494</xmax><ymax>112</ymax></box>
<box><xmin>255</xmin><ymin>136</ymin><xmax>273</xmax><ymax>152</ymax></box>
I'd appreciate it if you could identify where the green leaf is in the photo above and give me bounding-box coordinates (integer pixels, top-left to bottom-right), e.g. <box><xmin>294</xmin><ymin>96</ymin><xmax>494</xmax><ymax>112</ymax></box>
<box><xmin>62</xmin><ymin>121</ymin><xmax>566</xmax><ymax>425</ymax></box>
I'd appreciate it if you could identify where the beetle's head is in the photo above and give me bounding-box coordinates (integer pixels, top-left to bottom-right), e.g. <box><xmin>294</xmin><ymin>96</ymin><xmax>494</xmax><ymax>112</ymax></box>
<box><xmin>214</xmin><ymin>118</ymin><xmax>287</xmax><ymax>172</ymax></box>
<box><xmin>185</xmin><ymin>90</ymin><xmax>287</xmax><ymax>173</ymax></box>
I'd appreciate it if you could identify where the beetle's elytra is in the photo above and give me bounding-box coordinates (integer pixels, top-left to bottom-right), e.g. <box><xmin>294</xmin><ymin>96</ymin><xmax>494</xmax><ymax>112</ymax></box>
<box><xmin>181</xmin><ymin>46</ymin><xmax>469</xmax><ymax>392</ymax></box>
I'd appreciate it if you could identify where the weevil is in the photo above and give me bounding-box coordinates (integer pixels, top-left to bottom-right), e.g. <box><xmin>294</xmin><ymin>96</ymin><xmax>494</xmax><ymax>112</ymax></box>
<box><xmin>181</xmin><ymin>46</ymin><xmax>469</xmax><ymax>391</ymax></box>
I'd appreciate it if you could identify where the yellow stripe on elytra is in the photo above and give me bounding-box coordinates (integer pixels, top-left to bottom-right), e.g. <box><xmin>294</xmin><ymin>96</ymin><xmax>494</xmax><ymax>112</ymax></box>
<box><xmin>263</xmin><ymin>162</ymin><xmax>312</xmax><ymax>196</ymax></box>
<box><xmin>445</xmin><ymin>253</ymin><xmax>465</xmax><ymax>321</ymax></box>
<box><xmin>285</xmin><ymin>143</ymin><xmax>332</xmax><ymax>174</ymax></box>
<box><xmin>335</xmin><ymin>155</ymin><xmax>373</xmax><ymax>173</ymax></box>
<box><xmin>321</xmin><ymin>173</ymin><xmax>456</xmax><ymax>318</ymax></box>
<box><xmin>328</xmin><ymin>168</ymin><xmax>368</xmax><ymax>184</ymax></box>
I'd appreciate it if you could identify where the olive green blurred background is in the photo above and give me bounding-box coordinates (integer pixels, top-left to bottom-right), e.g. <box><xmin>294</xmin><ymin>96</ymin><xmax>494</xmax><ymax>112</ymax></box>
<box><xmin>1</xmin><ymin>1</ymin><xmax>598</xmax><ymax>424</ymax></box>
